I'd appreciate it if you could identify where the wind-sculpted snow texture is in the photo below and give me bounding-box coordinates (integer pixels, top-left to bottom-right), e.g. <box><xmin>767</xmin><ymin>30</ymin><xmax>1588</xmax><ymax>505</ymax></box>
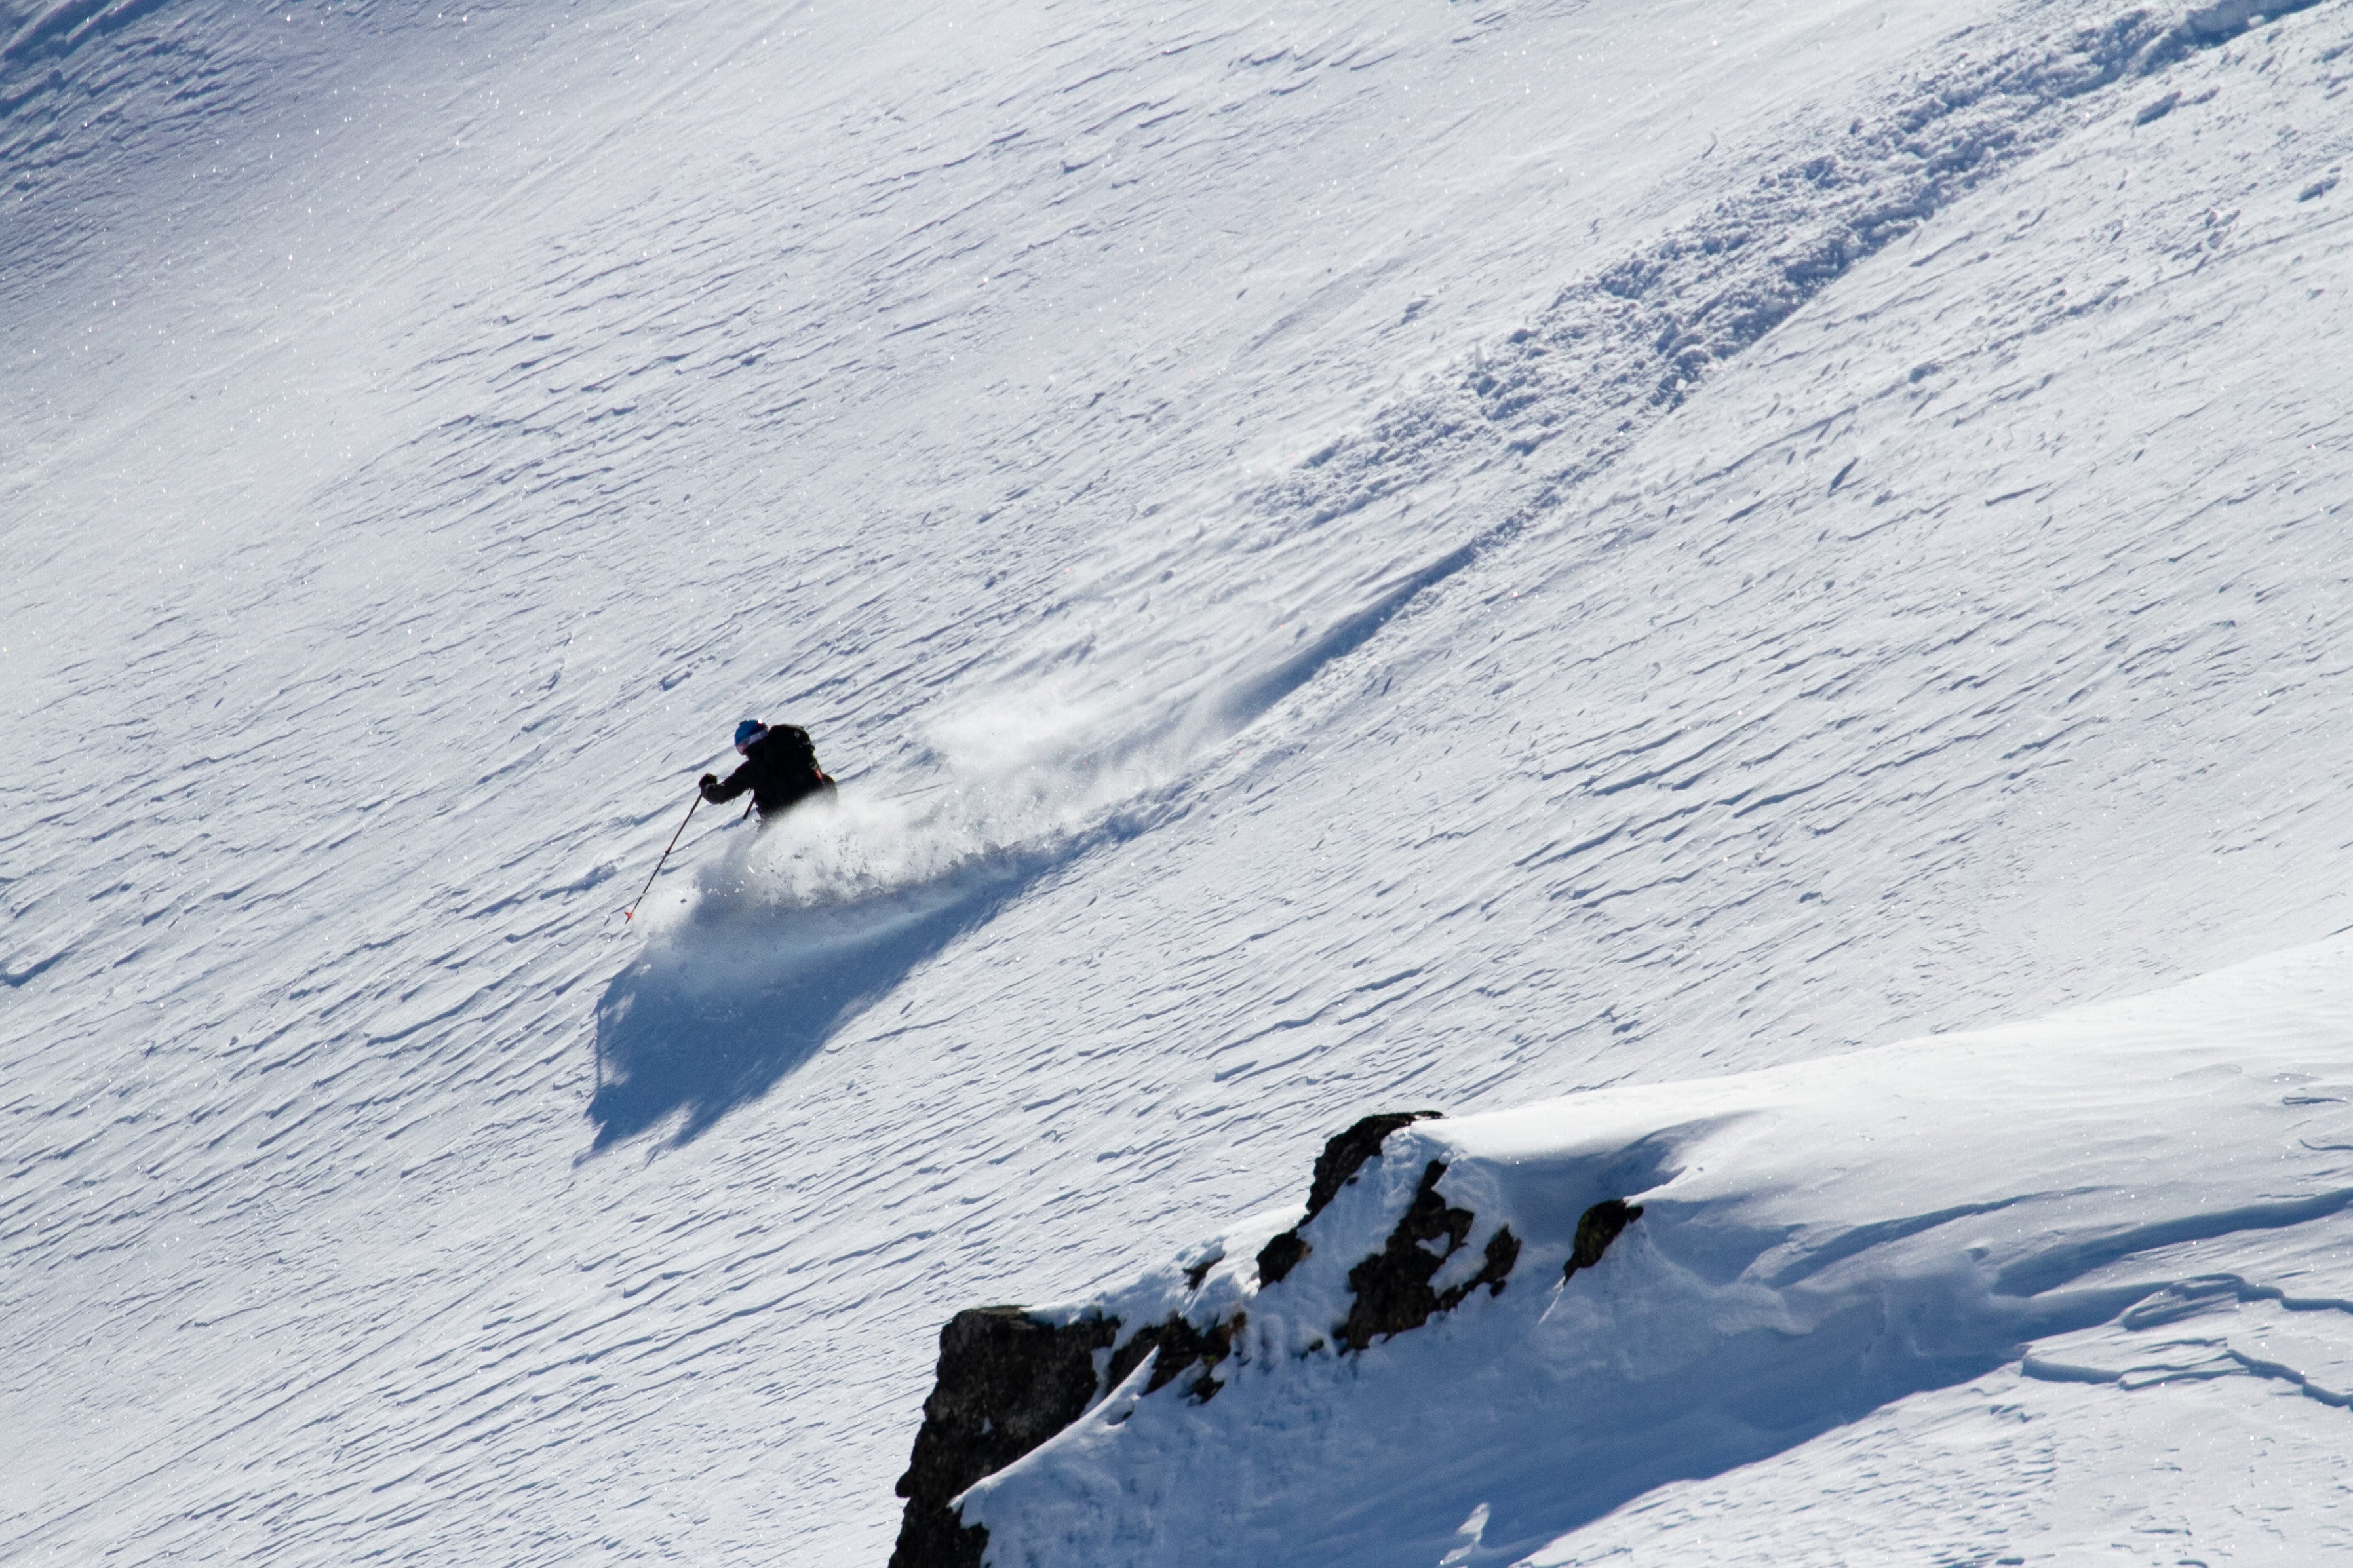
<box><xmin>7</xmin><ymin>0</ymin><xmax>2353</xmax><ymax>1561</ymax></box>
<box><xmin>960</xmin><ymin>938</ymin><xmax>2353</xmax><ymax>1565</ymax></box>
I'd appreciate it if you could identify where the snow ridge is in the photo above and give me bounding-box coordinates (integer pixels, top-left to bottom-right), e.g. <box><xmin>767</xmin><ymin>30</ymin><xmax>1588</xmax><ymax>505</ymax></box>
<box><xmin>953</xmin><ymin>937</ymin><xmax>2353</xmax><ymax>1567</ymax></box>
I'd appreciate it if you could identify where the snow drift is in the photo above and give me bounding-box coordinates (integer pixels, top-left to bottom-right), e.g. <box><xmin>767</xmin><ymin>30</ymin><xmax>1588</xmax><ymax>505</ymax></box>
<box><xmin>910</xmin><ymin>936</ymin><xmax>2353</xmax><ymax>1566</ymax></box>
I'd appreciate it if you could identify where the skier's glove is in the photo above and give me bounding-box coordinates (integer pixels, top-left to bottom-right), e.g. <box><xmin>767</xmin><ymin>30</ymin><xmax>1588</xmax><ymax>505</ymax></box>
<box><xmin>698</xmin><ymin>773</ymin><xmax>718</xmax><ymax>799</ymax></box>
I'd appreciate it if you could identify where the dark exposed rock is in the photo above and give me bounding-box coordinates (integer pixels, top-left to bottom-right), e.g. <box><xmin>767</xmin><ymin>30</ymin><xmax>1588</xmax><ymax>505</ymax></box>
<box><xmin>1560</xmin><ymin>1198</ymin><xmax>1644</xmax><ymax>1284</ymax></box>
<box><xmin>888</xmin><ymin>1302</ymin><xmax>1254</xmax><ymax>1567</ymax></box>
<box><xmin>1105</xmin><ymin>1310</ymin><xmax>1248</xmax><ymax>1404</ymax></box>
<box><xmin>1336</xmin><ymin>1160</ymin><xmax>1521</xmax><ymax>1351</ymax></box>
<box><xmin>1337</xmin><ymin>1161</ymin><xmax>1469</xmax><ymax>1349</ymax></box>
<box><xmin>1460</xmin><ymin>1225</ymin><xmax>1522</xmax><ymax>1302</ymax></box>
<box><xmin>1254</xmin><ymin>1111</ymin><xmax>1442</xmax><ymax>1286</ymax></box>
<box><xmin>889</xmin><ymin>1307</ymin><xmax>1118</xmax><ymax>1568</ymax></box>
<box><xmin>892</xmin><ymin>1110</ymin><xmax>1534</xmax><ymax>1559</ymax></box>
<box><xmin>1253</xmin><ymin>1228</ymin><xmax>1310</xmax><ymax>1288</ymax></box>
<box><xmin>1303</xmin><ymin>1111</ymin><xmax>1446</xmax><ymax>1219</ymax></box>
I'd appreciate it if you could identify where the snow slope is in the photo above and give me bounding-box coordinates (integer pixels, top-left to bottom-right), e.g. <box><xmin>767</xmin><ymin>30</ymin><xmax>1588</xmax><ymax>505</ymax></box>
<box><xmin>5</xmin><ymin>0</ymin><xmax>2353</xmax><ymax>1561</ymax></box>
<box><xmin>966</xmin><ymin>935</ymin><xmax>2353</xmax><ymax>1566</ymax></box>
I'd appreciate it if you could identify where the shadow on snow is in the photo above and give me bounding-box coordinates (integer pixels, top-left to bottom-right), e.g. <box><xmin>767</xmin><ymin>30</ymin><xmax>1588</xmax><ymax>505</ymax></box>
<box><xmin>585</xmin><ymin>848</ymin><xmax>1053</xmax><ymax>1150</ymax></box>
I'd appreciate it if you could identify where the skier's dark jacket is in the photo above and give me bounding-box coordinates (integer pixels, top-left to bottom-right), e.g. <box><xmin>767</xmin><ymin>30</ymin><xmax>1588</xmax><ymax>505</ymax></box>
<box><xmin>701</xmin><ymin>725</ymin><xmax>834</xmax><ymax>818</ymax></box>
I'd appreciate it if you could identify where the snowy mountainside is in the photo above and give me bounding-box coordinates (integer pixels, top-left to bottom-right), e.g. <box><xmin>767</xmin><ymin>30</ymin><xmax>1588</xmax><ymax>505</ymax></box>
<box><xmin>956</xmin><ymin>935</ymin><xmax>2353</xmax><ymax>1565</ymax></box>
<box><xmin>4</xmin><ymin>0</ymin><xmax>2353</xmax><ymax>1563</ymax></box>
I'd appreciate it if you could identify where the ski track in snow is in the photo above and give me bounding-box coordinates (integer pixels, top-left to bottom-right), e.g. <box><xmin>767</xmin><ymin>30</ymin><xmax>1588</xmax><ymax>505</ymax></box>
<box><xmin>5</xmin><ymin>0</ymin><xmax>2353</xmax><ymax>1561</ymax></box>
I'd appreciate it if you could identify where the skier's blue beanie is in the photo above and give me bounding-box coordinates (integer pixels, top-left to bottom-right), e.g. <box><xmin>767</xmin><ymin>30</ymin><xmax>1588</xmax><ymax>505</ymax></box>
<box><xmin>734</xmin><ymin>719</ymin><xmax>765</xmax><ymax>747</ymax></box>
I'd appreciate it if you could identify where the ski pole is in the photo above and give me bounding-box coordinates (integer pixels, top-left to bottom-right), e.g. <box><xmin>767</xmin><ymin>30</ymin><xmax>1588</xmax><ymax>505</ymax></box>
<box><xmin>621</xmin><ymin>791</ymin><xmax>701</xmax><ymax>921</ymax></box>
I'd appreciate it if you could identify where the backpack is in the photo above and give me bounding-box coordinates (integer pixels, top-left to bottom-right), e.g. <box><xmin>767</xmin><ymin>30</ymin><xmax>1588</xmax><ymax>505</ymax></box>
<box><xmin>768</xmin><ymin>724</ymin><xmax>832</xmax><ymax>786</ymax></box>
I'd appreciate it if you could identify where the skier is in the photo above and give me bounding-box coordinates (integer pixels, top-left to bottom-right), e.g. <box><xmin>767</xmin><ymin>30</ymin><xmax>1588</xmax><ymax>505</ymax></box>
<box><xmin>700</xmin><ymin>719</ymin><xmax>836</xmax><ymax>824</ymax></box>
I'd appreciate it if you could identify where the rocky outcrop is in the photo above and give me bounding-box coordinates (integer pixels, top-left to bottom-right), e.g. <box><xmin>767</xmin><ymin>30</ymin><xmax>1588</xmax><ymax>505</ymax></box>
<box><xmin>1336</xmin><ymin>1160</ymin><xmax>1521</xmax><ymax>1351</ymax></box>
<box><xmin>889</xmin><ymin>1307</ymin><xmax>1118</xmax><ymax>1568</ymax></box>
<box><xmin>889</xmin><ymin>1111</ymin><xmax>1576</xmax><ymax>1567</ymax></box>
<box><xmin>1254</xmin><ymin>1111</ymin><xmax>1442</xmax><ymax>1286</ymax></box>
<box><xmin>1560</xmin><ymin>1198</ymin><xmax>1643</xmax><ymax>1283</ymax></box>
<box><xmin>1104</xmin><ymin>1309</ymin><xmax>1247</xmax><ymax>1404</ymax></box>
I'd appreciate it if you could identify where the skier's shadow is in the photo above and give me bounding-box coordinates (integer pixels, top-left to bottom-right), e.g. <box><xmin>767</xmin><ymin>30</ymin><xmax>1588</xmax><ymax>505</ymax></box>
<box><xmin>585</xmin><ymin>859</ymin><xmax>1034</xmax><ymax>1149</ymax></box>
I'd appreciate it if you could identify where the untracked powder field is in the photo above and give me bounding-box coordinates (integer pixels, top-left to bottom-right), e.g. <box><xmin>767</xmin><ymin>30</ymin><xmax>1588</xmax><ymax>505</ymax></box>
<box><xmin>6</xmin><ymin>1</ymin><xmax>2353</xmax><ymax>1563</ymax></box>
